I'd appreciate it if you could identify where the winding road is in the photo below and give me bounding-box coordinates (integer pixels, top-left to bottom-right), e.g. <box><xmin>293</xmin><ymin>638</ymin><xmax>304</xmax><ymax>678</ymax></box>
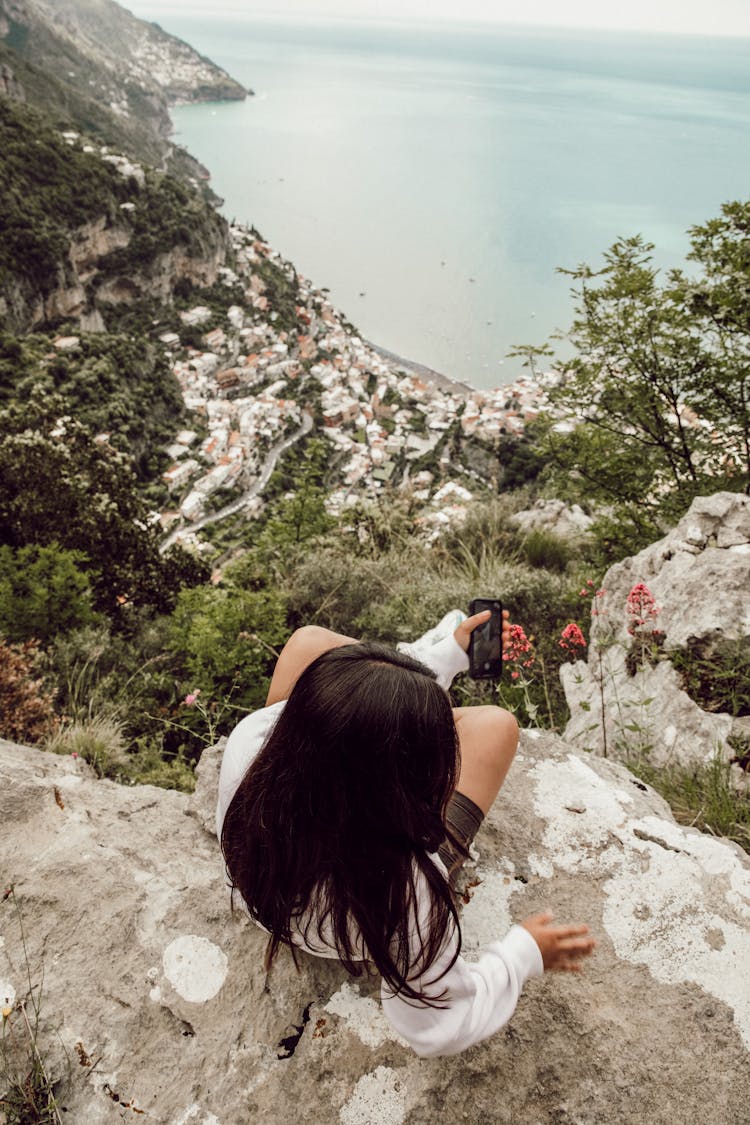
<box><xmin>160</xmin><ymin>412</ymin><xmax>313</xmax><ymax>553</ymax></box>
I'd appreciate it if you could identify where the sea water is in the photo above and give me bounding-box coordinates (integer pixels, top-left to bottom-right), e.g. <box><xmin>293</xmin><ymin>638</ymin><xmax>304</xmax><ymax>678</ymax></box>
<box><xmin>153</xmin><ymin>13</ymin><xmax>750</xmax><ymax>388</ymax></box>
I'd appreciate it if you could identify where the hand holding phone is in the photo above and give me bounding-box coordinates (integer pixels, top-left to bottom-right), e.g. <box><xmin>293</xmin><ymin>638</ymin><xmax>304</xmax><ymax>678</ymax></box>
<box><xmin>467</xmin><ymin>598</ymin><xmax>504</xmax><ymax>680</ymax></box>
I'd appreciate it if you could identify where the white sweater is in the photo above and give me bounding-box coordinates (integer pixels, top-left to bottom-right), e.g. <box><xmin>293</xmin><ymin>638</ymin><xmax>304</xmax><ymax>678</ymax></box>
<box><xmin>216</xmin><ymin>631</ymin><xmax>543</xmax><ymax>1057</ymax></box>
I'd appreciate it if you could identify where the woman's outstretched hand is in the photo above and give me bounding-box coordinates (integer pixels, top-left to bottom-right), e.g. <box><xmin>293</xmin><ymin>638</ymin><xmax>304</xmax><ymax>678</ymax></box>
<box><xmin>454</xmin><ymin>607</ymin><xmax>511</xmax><ymax>653</ymax></box>
<box><xmin>521</xmin><ymin>912</ymin><xmax>596</xmax><ymax>973</ymax></box>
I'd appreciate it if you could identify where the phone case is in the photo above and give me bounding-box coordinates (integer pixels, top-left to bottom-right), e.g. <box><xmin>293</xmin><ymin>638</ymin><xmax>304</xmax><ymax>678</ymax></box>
<box><xmin>468</xmin><ymin>598</ymin><xmax>504</xmax><ymax>679</ymax></box>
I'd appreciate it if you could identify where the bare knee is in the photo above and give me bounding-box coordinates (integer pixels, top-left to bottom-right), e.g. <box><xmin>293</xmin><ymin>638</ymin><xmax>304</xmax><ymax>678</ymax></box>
<box><xmin>453</xmin><ymin>705</ymin><xmax>518</xmax><ymax>813</ymax></box>
<box><xmin>471</xmin><ymin>705</ymin><xmax>518</xmax><ymax>765</ymax></box>
<box><xmin>456</xmin><ymin>704</ymin><xmax>517</xmax><ymax>752</ymax></box>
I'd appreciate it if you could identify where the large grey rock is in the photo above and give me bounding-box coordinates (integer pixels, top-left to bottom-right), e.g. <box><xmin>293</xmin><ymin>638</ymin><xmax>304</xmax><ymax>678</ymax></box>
<box><xmin>1</xmin><ymin>734</ymin><xmax>750</xmax><ymax>1124</ymax></box>
<box><xmin>588</xmin><ymin>492</ymin><xmax>750</xmax><ymax>653</ymax></box>
<box><xmin>560</xmin><ymin>652</ymin><xmax>734</xmax><ymax>768</ymax></box>
<box><xmin>562</xmin><ymin>492</ymin><xmax>750</xmax><ymax>767</ymax></box>
<box><xmin>510</xmin><ymin>499</ymin><xmax>594</xmax><ymax>540</ymax></box>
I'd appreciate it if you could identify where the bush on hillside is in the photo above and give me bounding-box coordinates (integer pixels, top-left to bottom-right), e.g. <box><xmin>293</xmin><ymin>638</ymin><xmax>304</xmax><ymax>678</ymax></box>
<box><xmin>0</xmin><ymin>395</ymin><xmax>209</xmax><ymax>619</ymax></box>
<box><xmin>0</xmin><ymin>544</ymin><xmax>100</xmax><ymax>643</ymax></box>
<box><xmin>0</xmin><ymin>639</ymin><xmax>58</xmax><ymax>744</ymax></box>
<box><xmin>0</xmin><ymin>332</ymin><xmax>185</xmax><ymax>481</ymax></box>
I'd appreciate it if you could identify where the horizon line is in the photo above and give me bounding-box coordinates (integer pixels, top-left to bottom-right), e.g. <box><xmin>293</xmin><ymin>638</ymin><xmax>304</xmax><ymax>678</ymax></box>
<box><xmin>139</xmin><ymin>6</ymin><xmax>750</xmax><ymax>42</ymax></box>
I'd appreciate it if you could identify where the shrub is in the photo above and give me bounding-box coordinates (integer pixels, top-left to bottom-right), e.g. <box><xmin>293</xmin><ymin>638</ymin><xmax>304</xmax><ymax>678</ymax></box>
<box><xmin>0</xmin><ymin>639</ymin><xmax>58</xmax><ymax>744</ymax></box>
<box><xmin>520</xmin><ymin>528</ymin><xmax>570</xmax><ymax>572</ymax></box>
<box><xmin>169</xmin><ymin>584</ymin><xmax>288</xmax><ymax>713</ymax></box>
<box><xmin>0</xmin><ymin>888</ymin><xmax>62</xmax><ymax>1125</ymax></box>
<box><xmin>45</xmin><ymin>715</ymin><xmax>128</xmax><ymax>778</ymax></box>
<box><xmin>625</xmin><ymin>752</ymin><xmax>750</xmax><ymax>854</ymax></box>
<box><xmin>670</xmin><ymin>637</ymin><xmax>750</xmax><ymax>717</ymax></box>
<box><xmin>0</xmin><ymin>544</ymin><xmax>100</xmax><ymax>643</ymax></box>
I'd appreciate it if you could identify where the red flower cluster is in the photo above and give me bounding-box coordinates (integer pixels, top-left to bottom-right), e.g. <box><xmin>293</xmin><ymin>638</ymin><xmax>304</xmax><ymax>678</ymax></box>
<box><xmin>626</xmin><ymin>583</ymin><xmax>661</xmax><ymax>635</ymax></box>
<box><xmin>559</xmin><ymin>622</ymin><xmax>587</xmax><ymax>655</ymax></box>
<box><xmin>505</xmin><ymin>624</ymin><xmax>535</xmax><ymax>680</ymax></box>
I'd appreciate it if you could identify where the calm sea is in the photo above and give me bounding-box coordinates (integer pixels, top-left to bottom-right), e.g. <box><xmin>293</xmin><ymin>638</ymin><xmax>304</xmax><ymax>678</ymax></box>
<box><xmin>153</xmin><ymin>13</ymin><xmax>750</xmax><ymax>388</ymax></box>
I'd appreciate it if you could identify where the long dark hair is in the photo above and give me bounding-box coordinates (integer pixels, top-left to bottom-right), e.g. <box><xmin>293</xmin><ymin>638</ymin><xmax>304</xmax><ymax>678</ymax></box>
<box><xmin>220</xmin><ymin>642</ymin><xmax>465</xmax><ymax>1004</ymax></box>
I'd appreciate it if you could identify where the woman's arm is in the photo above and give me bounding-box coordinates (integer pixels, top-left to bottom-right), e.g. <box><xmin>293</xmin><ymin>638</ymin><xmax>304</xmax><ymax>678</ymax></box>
<box><xmin>265</xmin><ymin>625</ymin><xmax>358</xmax><ymax>706</ymax></box>
<box><xmin>380</xmin><ymin>918</ymin><xmax>543</xmax><ymax>1058</ymax></box>
<box><xmin>381</xmin><ymin>905</ymin><xmax>594</xmax><ymax>1057</ymax></box>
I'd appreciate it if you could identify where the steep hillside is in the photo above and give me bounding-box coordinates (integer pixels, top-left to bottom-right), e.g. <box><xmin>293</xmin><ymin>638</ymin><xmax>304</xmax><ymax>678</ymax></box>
<box><xmin>0</xmin><ymin>0</ymin><xmax>246</xmax><ymax>171</ymax></box>
<box><xmin>0</xmin><ymin>96</ymin><xmax>228</xmax><ymax>332</ymax></box>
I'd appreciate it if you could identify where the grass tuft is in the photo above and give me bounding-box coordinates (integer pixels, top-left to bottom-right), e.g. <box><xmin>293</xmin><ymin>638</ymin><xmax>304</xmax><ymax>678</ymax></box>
<box><xmin>625</xmin><ymin>752</ymin><xmax>750</xmax><ymax>853</ymax></box>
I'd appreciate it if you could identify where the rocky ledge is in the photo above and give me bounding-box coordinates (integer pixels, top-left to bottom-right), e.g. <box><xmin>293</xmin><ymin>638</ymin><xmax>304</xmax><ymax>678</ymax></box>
<box><xmin>1</xmin><ymin>729</ymin><xmax>749</xmax><ymax>1124</ymax></box>
<box><xmin>562</xmin><ymin>492</ymin><xmax>750</xmax><ymax>771</ymax></box>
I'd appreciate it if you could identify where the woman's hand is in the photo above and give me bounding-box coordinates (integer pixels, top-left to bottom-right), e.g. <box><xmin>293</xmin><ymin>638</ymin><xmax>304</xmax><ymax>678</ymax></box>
<box><xmin>521</xmin><ymin>912</ymin><xmax>596</xmax><ymax>972</ymax></box>
<box><xmin>454</xmin><ymin>608</ymin><xmax>511</xmax><ymax>654</ymax></box>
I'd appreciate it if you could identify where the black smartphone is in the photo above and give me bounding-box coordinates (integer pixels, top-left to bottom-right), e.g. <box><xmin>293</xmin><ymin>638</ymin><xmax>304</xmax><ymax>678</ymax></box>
<box><xmin>468</xmin><ymin>598</ymin><xmax>504</xmax><ymax>680</ymax></box>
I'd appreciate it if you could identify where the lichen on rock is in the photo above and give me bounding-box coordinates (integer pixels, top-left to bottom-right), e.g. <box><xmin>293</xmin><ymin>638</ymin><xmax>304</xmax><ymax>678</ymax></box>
<box><xmin>1</xmin><ymin>727</ymin><xmax>749</xmax><ymax>1123</ymax></box>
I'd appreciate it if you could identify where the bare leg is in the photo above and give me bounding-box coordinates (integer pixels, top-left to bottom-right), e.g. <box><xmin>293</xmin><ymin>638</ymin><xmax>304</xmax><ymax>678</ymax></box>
<box><xmin>451</xmin><ymin>706</ymin><xmax>519</xmax><ymax>815</ymax></box>
<box><xmin>266</xmin><ymin>625</ymin><xmax>358</xmax><ymax>706</ymax></box>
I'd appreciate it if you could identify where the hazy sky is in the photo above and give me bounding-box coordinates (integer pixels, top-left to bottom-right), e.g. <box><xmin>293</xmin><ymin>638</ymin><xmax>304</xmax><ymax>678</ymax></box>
<box><xmin>125</xmin><ymin>0</ymin><xmax>750</xmax><ymax>38</ymax></box>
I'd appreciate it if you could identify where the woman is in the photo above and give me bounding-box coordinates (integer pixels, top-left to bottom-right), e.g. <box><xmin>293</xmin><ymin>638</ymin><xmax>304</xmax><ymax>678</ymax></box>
<box><xmin>217</xmin><ymin>610</ymin><xmax>594</xmax><ymax>1057</ymax></box>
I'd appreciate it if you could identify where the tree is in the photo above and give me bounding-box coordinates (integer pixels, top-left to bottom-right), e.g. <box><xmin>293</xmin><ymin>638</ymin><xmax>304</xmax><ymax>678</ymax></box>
<box><xmin>0</xmin><ymin>544</ymin><xmax>100</xmax><ymax>642</ymax></box>
<box><xmin>0</xmin><ymin>394</ymin><xmax>208</xmax><ymax>620</ymax></box>
<box><xmin>529</xmin><ymin>208</ymin><xmax>750</xmax><ymax>543</ymax></box>
<box><xmin>677</xmin><ymin>201</ymin><xmax>750</xmax><ymax>488</ymax></box>
<box><xmin>259</xmin><ymin>438</ymin><xmax>335</xmax><ymax>551</ymax></box>
<box><xmin>0</xmin><ymin>331</ymin><xmax>185</xmax><ymax>481</ymax></box>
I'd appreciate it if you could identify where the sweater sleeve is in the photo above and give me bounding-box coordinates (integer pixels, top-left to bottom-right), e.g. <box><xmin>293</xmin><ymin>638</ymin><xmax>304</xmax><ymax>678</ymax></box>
<box><xmin>381</xmin><ymin>921</ymin><xmax>543</xmax><ymax>1057</ymax></box>
<box><xmin>215</xmin><ymin>699</ymin><xmax>286</xmax><ymax>838</ymax></box>
<box><xmin>398</xmin><ymin>631</ymin><xmax>469</xmax><ymax>690</ymax></box>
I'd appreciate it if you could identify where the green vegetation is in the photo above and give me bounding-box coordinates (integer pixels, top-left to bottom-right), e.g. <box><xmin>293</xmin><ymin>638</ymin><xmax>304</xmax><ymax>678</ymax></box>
<box><xmin>94</xmin><ymin>172</ymin><xmax>225</xmax><ymax>280</ymax></box>
<box><xmin>1</xmin><ymin>888</ymin><xmax>63</xmax><ymax>1125</ymax></box>
<box><xmin>625</xmin><ymin>752</ymin><xmax>750</xmax><ymax>852</ymax></box>
<box><xmin>0</xmin><ymin>395</ymin><xmax>208</xmax><ymax>619</ymax></box>
<box><xmin>670</xmin><ymin>637</ymin><xmax>750</xmax><ymax>717</ymax></box>
<box><xmin>0</xmin><ymin>545</ymin><xmax>99</xmax><ymax>642</ymax></box>
<box><xmin>251</xmin><ymin>254</ymin><xmax>300</xmax><ymax>334</ymax></box>
<box><xmin>0</xmin><ymin>97</ymin><xmax>128</xmax><ymax>299</ymax></box>
<box><xmin>515</xmin><ymin>204</ymin><xmax>750</xmax><ymax>557</ymax></box>
<box><xmin>0</xmin><ymin>331</ymin><xmax>184</xmax><ymax>481</ymax></box>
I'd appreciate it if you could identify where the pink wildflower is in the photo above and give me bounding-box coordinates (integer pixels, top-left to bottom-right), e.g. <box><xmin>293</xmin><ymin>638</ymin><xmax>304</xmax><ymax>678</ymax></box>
<box><xmin>510</xmin><ymin>670</ymin><xmax>519</xmax><ymax>680</ymax></box>
<box><xmin>505</xmin><ymin>624</ymin><xmax>535</xmax><ymax>671</ymax></box>
<box><xmin>559</xmin><ymin>622</ymin><xmax>587</xmax><ymax>654</ymax></box>
<box><xmin>184</xmin><ymin>690</ymin><xmax>201</xmax><ymax>707</ymax></box>
<box><xmin>71</xmin><ymin>752</ymin><xmax>79</xmax><ymax>759</ymax></box>
<box><xmin>626</xmin><ymin>583</ymin><xmax>661</xmax><ymax>635</ymax></box>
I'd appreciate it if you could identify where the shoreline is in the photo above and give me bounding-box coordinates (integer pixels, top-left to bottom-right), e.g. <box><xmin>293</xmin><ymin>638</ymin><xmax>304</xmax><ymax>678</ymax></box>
<box><xmin>365</xmin><ymin>340</ymin><xmax>474</xmax><ymax>399</ymax></box>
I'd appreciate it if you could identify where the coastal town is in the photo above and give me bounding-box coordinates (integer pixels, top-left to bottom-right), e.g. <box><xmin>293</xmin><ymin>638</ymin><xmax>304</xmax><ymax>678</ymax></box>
<box><xmin>148</xmin><ymin>222</ymin><xmax>558</xmax><ymax>550</ymax></box>
<box><xmin>48</xmin><ymin>129</ymin><xmax>564</xmax><ymax>553</ymax></box>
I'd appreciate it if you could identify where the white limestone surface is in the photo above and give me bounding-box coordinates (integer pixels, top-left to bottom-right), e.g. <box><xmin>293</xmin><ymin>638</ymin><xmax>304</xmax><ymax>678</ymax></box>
<box><xmin>324</xmin><ymin>982</ymin><xmax>408</xmax><ymax>1049</ymax></box>
<box><xmin>530</xmin><ymin>753</ymin><xmax>750</xmax><ymax>1049</ymax></box>
<box><xmin>339</xmin><ymin>1066</ymin><xmax>408</xmax><ymax>1125</ymax></box>
<box><xmin>460</xmin><ymin>864</ymin><xmax>524</xmax><ymax>954</ymax></box>
<box><xmin>162</xmin><ymin>935</ymin><xmax>228</xmax><ymax>1003</ymax></box>
<box><xmin>0</xmin><ymin>977</ymin><xmax>15</xmax><ymax>1008</ymax></box>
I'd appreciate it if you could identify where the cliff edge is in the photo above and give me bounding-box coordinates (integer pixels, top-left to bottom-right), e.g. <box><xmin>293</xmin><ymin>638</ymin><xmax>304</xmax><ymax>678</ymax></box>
<box><xmin>1</xmin><ymin>731</ymin><xmax>749</xmax><ymax>1123</ymax></box>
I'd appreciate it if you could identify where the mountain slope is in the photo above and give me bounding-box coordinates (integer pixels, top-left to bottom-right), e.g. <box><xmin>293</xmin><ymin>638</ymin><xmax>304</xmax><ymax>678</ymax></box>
<box><xmin>0</xmin><ymin>0</ymin><xmax>246</xmax><ymax>170</ymax></box>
